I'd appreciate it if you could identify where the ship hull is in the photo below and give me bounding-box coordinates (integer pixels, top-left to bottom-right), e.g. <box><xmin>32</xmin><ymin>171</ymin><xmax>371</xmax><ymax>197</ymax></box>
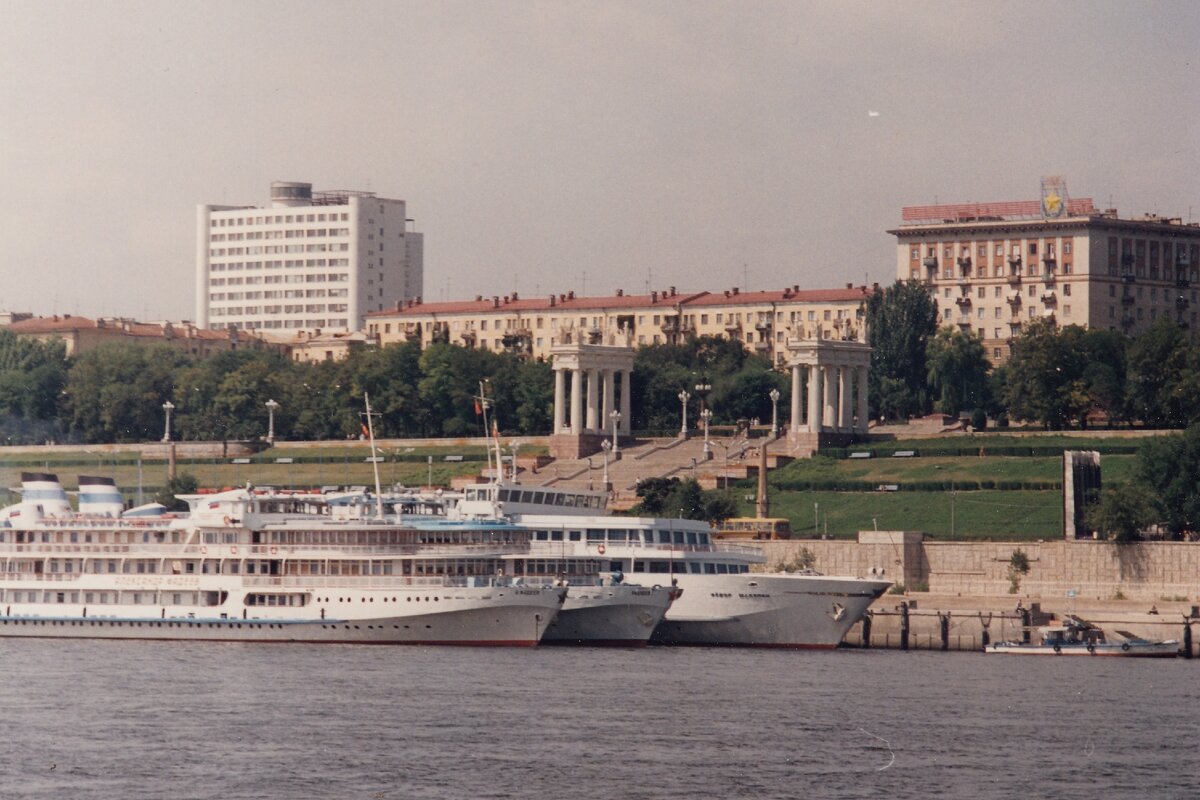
<box><xmin>541</xmin><ymin>584</ymin><xmax>673</xmax><ymax>646</ymax></box>
<box><xmin>0</xmin><ymin>586</ymin><xmax>565</xmax><ymax>646</ymax></box>
<box><xmin>649</xmin><ymin>573</ymin><xmax>890</xmax><ymax>648</ymax></box>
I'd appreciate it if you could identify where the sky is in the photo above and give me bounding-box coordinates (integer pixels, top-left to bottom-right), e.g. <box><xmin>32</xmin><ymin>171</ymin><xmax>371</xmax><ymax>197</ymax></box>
<box><xmin>1</xmin><ymin>0</ymin><xmax>1198</xmax><ymax>321</ymax></box>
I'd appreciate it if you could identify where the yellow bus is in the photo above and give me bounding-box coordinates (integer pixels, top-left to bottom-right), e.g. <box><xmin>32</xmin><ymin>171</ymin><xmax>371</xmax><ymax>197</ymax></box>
<box><xmin>715</xmin><ymin>517</ymin><xmax>792</xmax><ymax>540</ymax></box>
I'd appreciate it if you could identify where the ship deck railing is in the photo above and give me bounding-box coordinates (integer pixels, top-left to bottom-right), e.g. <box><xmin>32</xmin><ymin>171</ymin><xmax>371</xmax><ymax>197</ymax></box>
<box><xmin>241</xmin><ymin>575</ymin><xmax>540</xmax><ymax>590</ymax></box>
<box><xmin>527</xmin><ymin>541</ymin><xmax>763</xmax><ymax>557</ymax></box>
<box><xmin>0</xmin><ymin>543</ymin><xmax>532</xmax><ymax>558</ymax></box>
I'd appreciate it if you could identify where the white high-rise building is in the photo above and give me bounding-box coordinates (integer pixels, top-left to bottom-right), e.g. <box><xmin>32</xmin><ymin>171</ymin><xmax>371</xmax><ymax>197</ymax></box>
<box><xmin>196</xmin><ymin>181</ymin><xmax>424</xmax><ymax>333</ymax></box>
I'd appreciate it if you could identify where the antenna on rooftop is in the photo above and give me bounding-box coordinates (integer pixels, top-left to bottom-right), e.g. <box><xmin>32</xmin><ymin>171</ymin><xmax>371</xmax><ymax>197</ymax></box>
<box><xmin>743</xmin><ymin>263</ymin><xmax>748</xmax><ymax>291</ymax></box>
<box><xmin>582</xmin><ymin>270</ymin><xmax>587</xmax><ymax>296</ymax></box>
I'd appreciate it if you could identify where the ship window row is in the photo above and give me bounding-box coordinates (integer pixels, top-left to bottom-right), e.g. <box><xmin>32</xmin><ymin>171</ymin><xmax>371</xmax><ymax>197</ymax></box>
<box><xmin>510</xmin><ymin>559</ymin><xmax>598</xmax><ymax>575</ymax></box>
<box><xmin>629</xmin><ymin>561</ymin><xmax>747</xmax><ymax>574</ymax></box>
<box><xmin>240</xmin><ymin>529</ymin><xmax>526</xmax><ymax>546</ymax></box>
<box><xmin>495</xmin><ymin>488</ymin><xmax>604</xmax><ymax>509</ymax></box>
<box><xmin>1</xmin><ymin>590</ymin><xmax>222</xmax><ymax>606</ymax></box>
<box><xmin>7</xmin><ymin>530</ymin><xmax>184</xmax><ymax>545</ymax></box>
<box><xmin>534</xmin><ymin>529</ymin><xmax>711</xmax><ymax>546</ymax></box>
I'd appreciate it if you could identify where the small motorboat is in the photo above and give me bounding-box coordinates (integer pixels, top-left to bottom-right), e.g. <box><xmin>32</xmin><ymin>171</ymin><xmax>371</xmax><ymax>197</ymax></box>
<box><xmin>985</xmin><ymin>615</ymin><xmax>1178</xmax><ymax>658</ymax></box>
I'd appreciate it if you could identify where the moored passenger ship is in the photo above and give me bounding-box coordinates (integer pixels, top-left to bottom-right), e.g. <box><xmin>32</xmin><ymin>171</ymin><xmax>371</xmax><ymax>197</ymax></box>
<box><xmin>452</xmin><ymin>482</ymin><xmax>891</xmax><ymax>648</ymax></box>
<box><xmin>0</xmin><ymin>474</ymin><xmax>565</xmax><ymax>645</ymax></box>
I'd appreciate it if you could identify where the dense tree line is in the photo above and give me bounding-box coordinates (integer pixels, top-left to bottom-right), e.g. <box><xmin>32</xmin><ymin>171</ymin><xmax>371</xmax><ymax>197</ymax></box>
<box><xmin>3</xmin><ymin>290</ymin><xmax>1200</xmax><ymax>444</ymax></box>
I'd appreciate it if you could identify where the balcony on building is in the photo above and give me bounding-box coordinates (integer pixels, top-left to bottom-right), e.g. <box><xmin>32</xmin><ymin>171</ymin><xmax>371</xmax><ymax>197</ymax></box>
<box><xmin>1042</xmin><ymin>254</ymin><xmax>1057</xmax><ymax>270</ymax></box>
<box><xmin>955</xmin><ymin>295</ymin><xmax>972</xmax><ymax>308</ymax></box>
<box><xmin>1043</xmin><ymin>312</ymin><xmax>1057</xmax><ymax>326</ymax></box>
<box><xmin>956</xmin><ymin>255</ymin><xmax>972</xmax><ymax>277</ymax></box>
<box><xmin>1006</xmin><ymin>293</ymin><xmax>1022</xmax><ymax>308</ymax></box>
<box><xmin>1121</xmin><ymin>314</ymin><xmax>1135</xmax><ymax>329</ymax></box>
<box><xmin>1006</xmin><ymin>271</ymin><xmax>1022</xmax><ymax>285</ymax></box>
<box><xmin>1176</xmin><ymin>295</ymin><xmax>1190</xmax><ymax>310</ymax></box>
<box><xmin>1122</xmin><ymin>272</ymin><xmax>1136</xmax><ymax>284</ymax></box>
<box><xmin>1041</xmin><ymin>292</ymin><xmax>1057</xmax><ymax>305</ymax></box>
<box><xmin>1177</xmin><ymin>276</ymin><xmax>1191</xmax><ymax>289</ymax></box>
<box><xmin>1121</xmin><ymin>291</ymin><xmax>1135</xmax><ymax>305</ymax></box>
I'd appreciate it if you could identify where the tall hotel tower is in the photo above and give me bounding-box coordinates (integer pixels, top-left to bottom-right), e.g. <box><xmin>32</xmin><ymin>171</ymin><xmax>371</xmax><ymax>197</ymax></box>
<box><xmin>196</xmin><ymin>181</ymin><xmax>424</xmax><ymax>333</ymax></box>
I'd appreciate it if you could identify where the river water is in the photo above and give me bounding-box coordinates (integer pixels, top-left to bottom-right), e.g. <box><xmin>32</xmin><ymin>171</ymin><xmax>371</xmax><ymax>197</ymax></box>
<box><xmin>2</xmin><ymin>641</ymin><xmax>1195</xmax><ymax>799</ymax></box>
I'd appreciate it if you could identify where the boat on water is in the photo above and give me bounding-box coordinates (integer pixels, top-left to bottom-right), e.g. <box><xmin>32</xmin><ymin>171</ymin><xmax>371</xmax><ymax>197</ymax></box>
<box><xmin>0</xmin><ymin>473</ymin><xmax>565</xmax><ymax>645</ymax></box>
<box><xmin>986</xmin><ymin>616</ymin><xmax>1179</xmax><ymax>658</ymax></box>
<box><xmin>445</xmin><ymin>481</ymin><xmax>891</xmax><ymax>649</ymax></box>
<box><xmin>356</xmin><ymin>485</ymin><xmax>678</xmax><ymax>646</ymax></box>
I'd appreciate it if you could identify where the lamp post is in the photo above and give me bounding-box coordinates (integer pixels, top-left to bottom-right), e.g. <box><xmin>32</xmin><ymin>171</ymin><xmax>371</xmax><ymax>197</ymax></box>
<box><xmin>610</xmin><ymin>409</ymin><xmax>621</xmax><ymax>457</ymax></box>
<box><xmin>769</xmin><ymin>388</ymin><xmax>781</xmax><ymax>438</ymax></box>
<box><xmin>700</xmin><ymin>408</ymin><xmax>712</xmax><ymax>460</ymax></box>
<box><xmin>601</xmin><ymin>439</ymin><xmax>611</xmax><ymax>487</ymax></box>
<box><xmin>264</xmin><ymin>398</ymin><xmax>279</xmax><ymax>444</ymax></box>
<box><xmin>694</xmin><ymin>376</ymin><xmax>712</xmax><ymax>414</ymax></box>
<box><xmin>678</xmin><ymin>390</ymin><xmax>690</xmax><ymax>437</ymax></box>
<box><xmin>161</xmin><ymin>401</ymin><xmax>175</xmax><ymax>443</ymax></box>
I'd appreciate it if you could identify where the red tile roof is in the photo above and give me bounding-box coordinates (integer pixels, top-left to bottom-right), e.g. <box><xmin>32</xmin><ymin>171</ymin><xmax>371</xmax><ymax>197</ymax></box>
<box><xmin>373</xmin><ymin>286</ymin><xmax>869</xmax><ymax>317</ymax></box>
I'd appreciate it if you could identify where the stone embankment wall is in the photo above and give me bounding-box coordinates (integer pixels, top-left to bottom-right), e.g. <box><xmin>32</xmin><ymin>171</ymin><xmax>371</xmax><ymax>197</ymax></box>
<box><xmin>762</xmin><ymin>532</ymin><xmax>1200</xmax><ymax>602</ymax></box>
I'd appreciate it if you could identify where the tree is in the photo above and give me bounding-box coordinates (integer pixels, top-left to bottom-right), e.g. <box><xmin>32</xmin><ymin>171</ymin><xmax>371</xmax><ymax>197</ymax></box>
<box><xmin>865</xmin><ymin>280</ymin><xmax>939</xmax><ymax>420</ymax></box>
<box><xmin>64</xmin><ymin>343</ymin><xmax>190</xmax><ymax>442</ymax></box>
<box><xmin>1134</xmin><ymin>425</ymin><xmax>1200</xmax><ymax>537</ymax></box>
<box><xmin>1078</xmin><ymin>328</ymin><xmax>1130</xmax><ymax>426</ymax></box>
<box><xmin>1002</xmin><ymin>321</ymin><xmax>1089</xmax><ymax>428</ymax></box>
<box><xmin>630</xmin><ymin>477</ymin><xmax>737</xmax><ymax>523</ymax></box>
<box><xmin>925</xmin><ymin>327</ymin><xmax>990</xmax><ymax>417</ymax></box>
<box><xmin>154</xmin><ymin>472</ymin><xmax>199</xmax><ymax>512</ymax></box>
<box><xmin>1126</xmin><ymin>317</ymin><xmax>1188</xmax><ymax>427</ymax></box>
<box><xmin>1085</xmin><ymin>481</ymin><xmax>1157</xmax><ymax>543</ymax></box>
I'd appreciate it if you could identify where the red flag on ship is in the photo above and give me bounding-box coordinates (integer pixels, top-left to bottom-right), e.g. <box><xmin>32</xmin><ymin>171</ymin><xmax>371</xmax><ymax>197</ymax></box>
<box><xmin>360</xmin><ymin>422</ymin><xmax>370</xmax><ymax>438</ymax></box>
<box><xmin>474</xmin><ymin>399</ymin><xmax>483</xmax><ymax>416</ymax></box>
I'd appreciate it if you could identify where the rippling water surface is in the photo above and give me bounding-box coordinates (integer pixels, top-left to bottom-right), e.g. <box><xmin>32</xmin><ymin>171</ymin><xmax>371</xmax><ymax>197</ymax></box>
<box><xmin>2</xmin><ymin>641</ymin><xmax>1195</xmax><ymax>799</ymax></box>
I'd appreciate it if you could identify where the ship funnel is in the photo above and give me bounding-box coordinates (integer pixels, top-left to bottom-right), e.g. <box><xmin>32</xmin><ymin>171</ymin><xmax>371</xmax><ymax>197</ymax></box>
<box><xmin>2</xmin><ymin>473</ymin><xmax>73</xmax><ymax>523</ymax></box>
<box><xmin>79</xmin><ymin>475</ymin><xmax>125</xmax><ymax>518</ymax></box>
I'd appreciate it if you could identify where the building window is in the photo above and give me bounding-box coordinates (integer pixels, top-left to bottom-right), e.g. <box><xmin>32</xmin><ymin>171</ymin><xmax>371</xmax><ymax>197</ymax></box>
<box><xmin>1064</xmin><ymin>241</ymin><xmax>1072</xmax><ymax>254</ymax></box>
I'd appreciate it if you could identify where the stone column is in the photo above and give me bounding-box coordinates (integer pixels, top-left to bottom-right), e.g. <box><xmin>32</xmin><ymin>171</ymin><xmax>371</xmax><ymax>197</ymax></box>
<box><xmin>553</xmin><ymin>368</ymin><xmax>565</xmax><ymax>434</ymax></box>
<box><xmin>790</xmin><ymin>365</ymin><xmax>802</xmax><ymax>433</ymax></box>
<box><xmin>602</xmin><ymin>368</ymin><xmax>615</xmax><ymax>429</ymax></box>
<box><xmin>823</xmin><ymin>366</ymin><xmax>837</xmax><ymax>430</ymax></box>
<box><xmin>585</xmin><ymin>368</ymin><xmax>599</xmax><ymax>432</ymax></box>
<box><xmin>570</xmin><ymin>369</ymin><xmax>583</xmax><ymax>433</ymax></box>
<box><xmin>619</xmin><ymin>369</ymin><xmax>632</xmax><ymax>434</ymax></box>
<box><xmin>856</xmin><ymin>365</ymin><xmax>869</xmax><ymax>433</ymax></box>
<box><xmin>839</xmin><ymin>363</ymin><xmax>853</xmax><ymax>433</ymax></box>
<box><xmin>807</xmin><ymin>364</ymin><xmax>823</xmax><ymax>433</ymax></box>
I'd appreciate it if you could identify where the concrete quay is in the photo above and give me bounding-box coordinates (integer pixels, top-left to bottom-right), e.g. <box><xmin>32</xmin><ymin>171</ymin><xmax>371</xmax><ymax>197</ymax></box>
<box><xmin>846</xmin><ymin>592</ymin><xmax>1198</xmax><ymax>655</ymax></box>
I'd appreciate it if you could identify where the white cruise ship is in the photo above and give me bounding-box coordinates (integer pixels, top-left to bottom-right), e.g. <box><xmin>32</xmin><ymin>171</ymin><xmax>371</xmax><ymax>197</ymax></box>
<box><xmin>452</xmin><ymin>482</ymin><xmax>891</xmax><ymax>648</ymax></box>
<box><xmin>373</xmin><ymin>484</ymin><xmax>677</xmax><ymax>646</ymax></box>
<box><xmin>0</xmin><ymin>474</ymin><xmax>565</xmax><ymax>646</ymax></box>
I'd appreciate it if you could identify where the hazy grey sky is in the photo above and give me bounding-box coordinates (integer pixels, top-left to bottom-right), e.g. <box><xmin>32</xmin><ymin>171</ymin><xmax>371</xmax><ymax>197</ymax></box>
<box><xmin>2</xmin><ymin>0</ymin><xmax>1198</xmax><ymax>321</ymax></box>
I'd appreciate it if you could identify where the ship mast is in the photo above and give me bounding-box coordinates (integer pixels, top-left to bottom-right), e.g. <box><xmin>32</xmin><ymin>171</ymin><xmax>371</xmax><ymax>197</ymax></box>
<box><xmin>363</xmin><ymin>393</ymin><xmax>384</xmax><ymax>520</ymax></box>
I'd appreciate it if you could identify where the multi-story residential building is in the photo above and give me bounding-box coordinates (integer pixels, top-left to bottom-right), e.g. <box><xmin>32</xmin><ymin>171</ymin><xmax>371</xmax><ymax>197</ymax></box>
<box><xmin>890</xmin><ymin>194</ymin><xmax>1200</xmax><ymax>362</ymax></box>
<box><xmin>3</xmin><ymin>315</ymin><xmax>279</xmax><ymax>358</ymax></box>
<box><xmin>196</xmin><ymin>181</ymin><xmax>423</xmax><ymax>334</ymax></box>
<box><xmin>365</xmin><ymin>284</ymin><xmax>871</xmax><ymax>364</ymax></box>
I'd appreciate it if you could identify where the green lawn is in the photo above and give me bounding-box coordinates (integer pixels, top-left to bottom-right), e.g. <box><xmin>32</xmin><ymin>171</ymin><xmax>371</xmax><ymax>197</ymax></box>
<box><xmin>742</xmin><ymin>489</ymin><xmax>1064</xmax><ymax>541</ymax></box>
<box><xmin>772</xmin><ymin>453</ymin><xmax>1136</xmax><ymax>486</ymax></box>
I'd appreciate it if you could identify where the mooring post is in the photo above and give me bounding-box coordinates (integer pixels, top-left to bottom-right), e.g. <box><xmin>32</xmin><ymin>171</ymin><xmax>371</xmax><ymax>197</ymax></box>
<box><xmin>979</xmin><ymin>612</ymin><xmax>992</xmax><ymax>650</ymax></box>
<box><xmin>899</xmin><ymin>601</ymin><xmax>910</xmax><ymax>651</ymax></box>
<box><xmin>939</xmin><ymin>612</ymin><xmax>950</xmax><ymax>651</ymax></box>
<box><xmin>1021</xmin><ymin>608</ymin><xmax>1032</xmax><ymax>644</ymax></box>
<box><xmin>1183</xmin><ymin>618</ymin><xmax>1194</xmax><ymax>660</ymax></box>
<box><xmin>860</xmin><ymin>610</ymin><xmax>872</xmax><ymax>649</ymax></box>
